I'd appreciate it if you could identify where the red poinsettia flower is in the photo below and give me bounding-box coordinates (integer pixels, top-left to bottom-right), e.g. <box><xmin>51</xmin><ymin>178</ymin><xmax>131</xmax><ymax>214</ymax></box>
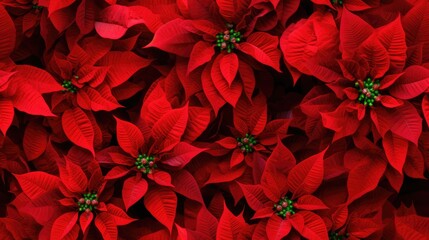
<box><xmin>48</xmin><ymin>32</ymin><xmax>151</xmax><ymax>113</ymax></box>
<box><xmin>98</xmin><ymin>88</ymin><xmax>206</xmax><ymax>231</ymax></box>
<box><xmin>206</xmin><ymin>93</ymin><xmax>290</xmax><ymax>182</ymax></box>
<box><xmin>1</xmin><ymin>0</ymin><xmax>44</xmax><ymax>37</ymax></box>
<box><xmin>283</xmin><ymin>10</ymin><xmax>428</xmax><ymax>173</ymax></box>
<box><xmin>239</xmin><ymin>142</ymin><xmax>329</xmax><ymax>240</ymax></box>
<box><xmin>14</xmin><ymin>160</ymin><xmax>134</xmax><ymax>240</ymax></box>
<box><xmin>147</xmin><ymin>0</ymin><xmax>282</xmax><ymax>113</ymax></box>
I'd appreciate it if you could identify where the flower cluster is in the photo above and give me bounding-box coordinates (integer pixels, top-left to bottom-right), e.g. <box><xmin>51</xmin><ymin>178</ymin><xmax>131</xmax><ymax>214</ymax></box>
<box><xmin>0</xmin><ymin>0</ymin><xmax>428</xmax><ymax>239</ymax></box>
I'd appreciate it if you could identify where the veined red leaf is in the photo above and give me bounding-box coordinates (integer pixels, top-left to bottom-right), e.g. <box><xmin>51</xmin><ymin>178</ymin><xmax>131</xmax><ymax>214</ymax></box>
<box><xmin>11</xmin><ymin>81</ymin><xmax>55</xmax><ymax>117</ymax></box>
<box><xmin>77</xmin><ymin>86</ymin><xmax>122</xmax><ymax>112</ymax></box>
<box><xmin>239</xmin><ymin>32</ymin><xmax>281</xmax><ymax>71</ymax></box>
<box><xmin>182</xmin><ymin>106</ymin><xmax>211</xmax><ymax>142</ymax></box>
<box><xmin>99</xmin><ymin>51</ymin><xmax>151</xmax><ymax>88</ymax></box>
<box><xmin>148</xmin><ymin>170</ymin><xmax>173</xmax><ymax>187</ymax></box>
<box><xmin>62</xmin><ymin>108</ymin><xmax>95</xmax><ymax>155</ymax></box>
<box><xmin>14</xmin><ymin>172</ymin><xmax>60</xmax><ymax>200</ymax></box>
<box><xmin>382</xmin><ymin>132</ymin><xmax>408</xmax><ymax>173</ymax></box>
<box><xmin>172</xmin><ymin>170</ymin><xmax>204</xmax><ymax>204</ymax></box>
<box><xmin>389</xmin><ymin>65</ymin><xmax>429</xmax><ymax>99</ymax></box>
<box><xmin>152</xmin><ymin>105</ymin><xmax>189</xmax><ymax>152</ymax></box>
<box><xmin>0</xmin><ymin>98</ymin><xmax>14</xmax><ymax>135</ymax></box>
<box><xmin>288</xmin><ymin>149</ymin><xmax>326</xmax><ymax>199</ymax></box>
<box><xmin>202</xmin><ymin>63</ymin><xmax>226</xmax><ymax>115</ymax></box>
<box><xmin>238</xmin><ymin>183</ymin><xmax>268</xmax><ymax>211</ymax></box>
<box><xmin>115</xmin><ymin>117</ymin><xmax>144</xmax><ymax>157</ymax></box>
<box><xmin>346</xmin><ymin>150</ymin><xmax>386</xmax><ymax>203</ymax></box>
<box><xmin>59</xmin><ymin>160</ymin><xmax>88</xmax><ymax>193</ymax></box>
<box><xmin>23</xmin><ymin>122</ymin><xmax>48</xmax><ymax>160</ymax></box>
<box><xmin>216</xmin><ymin>204</ymin><xmax>246</xmax><ymax>240</ymax></box>
<box><xmin>299</xmin><ymin>211</ymin><xmax>329</xmax><ymax>240</ymax></box>
<box><xmin>266</xmin><ymin>216</ymin><xmax>292</xmax><ymax>240</ymax></box>
<box><xmin>122</xmin><ymin>176</ymin><xmax>148</xmax><ymax>210</ymax></box>
<box><xmin>0</xmin><ymin>6</ymin><xmax>16</xmax><ymax>59</ymax></box>
<box><xmin>216</xmin><ymin>0</ymin><xmax>248</xmax><ymax>23</ymax></box>
<box><xmin>94</xmin><ymin>212</ymin><xmax>118</xmax><ymax>240</ymax></box>
<box><xmin>188</xmin><ymin>41</ymin><xmax>215</xmax><ymax>74</ymax></box>
<box><xmin>296</xmin><ymin>195</ymin><xmax>328</xmax><ymax>211</ymax></box>
<box><xmin>422</xmin><ymin>95</ymin><xmax>429</xmax><ymax>127</ymax></box>
<box><xmin>144</xmin><ymin>187</ymin><xmax>177</xmax><ymax>232</ymax></box>
<box><xmin>79</xmin><ymin>212</ymin><xmax>94</xmax><ymax>234</ymax></box>
<box><xmin>95</xmin><ymin>5</ymin><xmax>163</xmax><ymax>38</ymax></box>
<box><xmin>340</xmin><ymin>9</ymin><xmax>374</xmax><ymax>59</ymax></box>
<box><xmin>146</xmin><ymin>18</ymin><xmax>200</xmax><ymax>57</ymax></box>
<box><xmin>76</xmin><ymin>0</ymin><xmax>95</xmax><ymax>35</ymax></box>
<box><xmin>376</xmin><ymin>17</ymin><xmax>406</xmax><ymax>71</ymax></box>
<box><xmin>15</xmin><ymin>65</ymin><xmax>63</xmax><ymax>93</ymax></box>
<box><xmin>105</xmin><ymin>166</ymin><xmax>131</xmax><ymax>180</ymax></box>
<box><xmin>211</xmin><ymin>55</ymin><xmax>242</xmax><ymax>107</ymax></box>
<box><xmin>106</xmin><ymin>204</ymin><xmax>136</xmax><ymax>225</ymax></box>
<box><xmin>219</xmin><ymin>53</ymin><xmax>239</xmax><ymax>86</ymax></box>
<box><xmin>50</xmin><ymin>212</ymin><xmax>79</xmax><ymax>240</ymax></box>
<box><xmin>163</xmin><ymin>142</ymin><xmax>206</xmax><ymax>169</ymax></box>
<box><xmin>387</xmin><ymin>102</ymin><xmax>422</xmax><ymax>145</ymax></box>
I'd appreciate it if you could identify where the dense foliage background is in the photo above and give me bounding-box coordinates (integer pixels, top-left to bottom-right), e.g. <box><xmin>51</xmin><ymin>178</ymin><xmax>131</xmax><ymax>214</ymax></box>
<box><xmin>0</xmin><ymin>0</ymin><xmax>428</xmax><ymax>239</ymax></box>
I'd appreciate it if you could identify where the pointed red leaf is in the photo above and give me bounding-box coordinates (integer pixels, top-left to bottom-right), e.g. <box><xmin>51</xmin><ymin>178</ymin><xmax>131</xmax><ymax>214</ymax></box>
<box><xmin>389</xmin><ymin>65</ymin><xmax>429</xmax><ymax>99</ymax></box>
<box><xmin>122</xmin><ymin>176</ymin><xmax>148</xmax><ymax>210</ymax></box>
<box><xmin>220</xmin><ymin>54</ymin><xmax>239</xmax><ymax>86</ymax></box>
<box><xmin>50</xmin><ymin>212</ymin><xmax>79</xmax><ymax>240</ymax></box>
<box><xmin>62</xmin><ymin>108</ymin><xmax>95</xmax><ymax>155</ymax></box>
<box><xmin>382</xmin><ymin>132</ymin><xmax>408</xmax><ymax>173</ymax></box>
<box><xmin>172</xmin><ymin>170</ymin><xmax>204</xmax><ymax>204</ymax></box>
<box><xmin>188</xmin><ymin>41</ymin><xmax>215</xmax><ymax>74</ymax></box>
<box><xmin>146</xmin><ymin>18</ymin><xmax>199</xmax><ymax>57</ymax></box>
<box><xmin>299</xmin><ymin>211</ymin><xmax>329</xmax><ymax>240</ymax></box>
<box><xmin>115</xmin><ymin>117</ymin><xmax>144</xmax><ymax>157</ymax></box>
<box><xmin>288</xmin><ymin>149</ymin><xmax>326</xmax><ymax>198</ymax></box>
<box><xmin>94</xmin><ymin>212</ymin><xmax>118</xmax><ymax>240</ymax></box>
<box><xmin>24</xmin><ymin>122</ymin><xmax>49</xmax><ymax>160</ymax></box>
<box><xmin>0</xmin><ymin>98</ymin><xmax>14</xmax><ymax>135</ymax></box>
<box><xmin>216</xmin><ymin>204</ymin><xmax>246</xmax><ymax>240</ymax></box>
<box><xmin>106</xmin><ymin>204</ymin><xmax>136</xmax><ymax>226</ymax></box>
<box><xmin>238</xmin><ymin>183</ymin><xmax>268</xmax><ymax>211</ymax></box>
<box><xmin>296</xmin><ymin>195</ymin><xmax>328</xmax><ymax>211</ymax></box>
<box><xmin>59</xmin><ymin>160</ymin><xmax>88</xmax><ymax>193</ymax></box>
<box><xmin>79</xmin><ymin>212</ymin><xmax>94</xmax><ymax>234</ymax></box>
<box><xmin>266</xmin><ymin>216</ymin><xmax>292</xmax><ymax>240</ymax></box>
<box><xmin>14</xmin><ymin>172</ymin><xmax>60</xmax><ymax>200</ymax></box>
<box><xmin>144</xmin><ymin>187</ymin><xmax>177</xmax><ymax>232</ymax></box>
<box><xmin>99</xmin><ymin>51</ymin><xmax>151</xmax><ymax>88</ymax></box>
<box><xmin>152</xmin><ymin>105</ymin><xmax>189</xmax><ymax>152</ymax></box>
<box><xmin>340</xmin><ymin>9</ymin><xmax>374</xmax><ymax>59</ymax></box>
<box><xmin>15</xmin><ymin>65</ymin><xmax>63</xmax><ymax>93</ymax></box>
<box><xmin>239</xmin><ymin>32</ymin><xmax>281</xmax><ymax>71</ymax></box>
<box><xmin>346</xmin><ymin>150</ymin><xmax>387</xmax><ymax>203</ymax></box>
<box><xmin>0</xmin><ymin>6</ymin><xmax>16</xmax><ymax>59</ymax></box>
<box><xmin>95</xmin><ymin>5</ymin><xmax>162</xmax><ymax>38</ymax></box>
<box><xmin>163</xmin><ymin>142</ymin><xmax>206</xmax><ymax>169</ymax></box>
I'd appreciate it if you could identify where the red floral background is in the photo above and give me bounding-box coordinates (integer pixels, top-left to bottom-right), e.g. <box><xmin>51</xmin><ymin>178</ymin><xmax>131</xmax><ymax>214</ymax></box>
<box><xmin>0</xmin><ymin>0</ymin><xmax>428</xmax><ymax>239</ymax></box>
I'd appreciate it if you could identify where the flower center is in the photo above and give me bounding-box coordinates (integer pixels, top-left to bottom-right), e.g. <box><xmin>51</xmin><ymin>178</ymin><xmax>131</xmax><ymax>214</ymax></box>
<box><xmin>355</xmin><ymin>77</ymin><xmax>381</xmax><ymax>107</ymax></box>
<box><xmin>330</xmin><ymin>0</ymin><xmax>343</xmax><ymax>5</ymax></box>
<box><xmin>77</xmin><ymin>192</ymin><xmax>98</xmax><ymax>213</ymax></box>
<box><xmin>273</xmin><ymin>196</ymin><xmax>295</xmax><ymax>218</ymax></box>
<box><xmin>135</xmin><ymin>154</ymin><xmax>157</xmax><ymax>174</ymax></box>
<box><xmin>216</xmin><ymin>25</ymin><xmax>242</xmax><ymax>53</ymax></box>
<box><xmin>32</xmin><ymin>0</ymin><xmax>43</xmax><ymax>10</ymax></box>
<box><xmin>62</xmin><ymin>75</ymin><xmax>79</xmax><ymax>93</ymax></box>
<box><xmin>329</xmin><ymin>232</ymin><xmax>349</xmax><ymax>240</ymax></box>
<box><xmin>237</xmin><ymin>134</ymin><xmax>257</xmax><ymax>153</ymax></box>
